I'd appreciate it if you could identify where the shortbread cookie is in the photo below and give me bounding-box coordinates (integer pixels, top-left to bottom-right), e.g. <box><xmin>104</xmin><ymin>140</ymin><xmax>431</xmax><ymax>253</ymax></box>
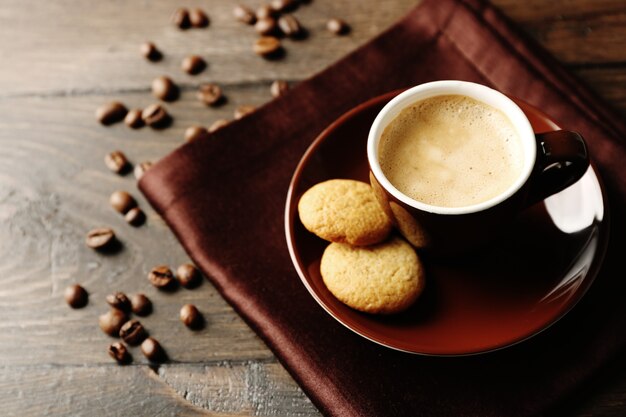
<box><xmin>320</xmin><ymin>236</ymin><xmax>425</xmax><ymax>314</ymax></box>
<box><xmin>298</xmin><ymin>179</ymin><xmax>392</xmax><ymax>246</ymax></box>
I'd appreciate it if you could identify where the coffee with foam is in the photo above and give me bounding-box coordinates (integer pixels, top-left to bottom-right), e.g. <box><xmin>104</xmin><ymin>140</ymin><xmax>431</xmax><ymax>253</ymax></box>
<box><xmin>378</xmin><ymin>95</ymin><xmax>523</xmax><ymax>208</ymax></box>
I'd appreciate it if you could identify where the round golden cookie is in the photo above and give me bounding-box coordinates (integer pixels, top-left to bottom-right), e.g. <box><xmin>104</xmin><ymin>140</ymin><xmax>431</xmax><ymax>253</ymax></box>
<box><xmin>320</xmin><ymin>236</ymin><xmax>425</xmax><ymax>314</ymax></box>
<box><xmin>298</xmin><ymin>179</ymin><xmax>392</xmax><ymax>246</ymax></box>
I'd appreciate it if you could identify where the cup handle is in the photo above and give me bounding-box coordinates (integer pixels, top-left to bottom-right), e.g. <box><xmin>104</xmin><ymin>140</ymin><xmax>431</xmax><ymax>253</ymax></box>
<box><xmin>526</xmin><ymin>130</ymin><xmax>589</xmax><ymax>206</ymax></box>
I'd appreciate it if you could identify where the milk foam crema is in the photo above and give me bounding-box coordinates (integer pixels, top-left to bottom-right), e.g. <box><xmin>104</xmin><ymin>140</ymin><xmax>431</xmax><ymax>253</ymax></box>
<box><xmin>378</xmin><ymin>95</ymin><xmax>524</xmax><ymax>208</ymax></box>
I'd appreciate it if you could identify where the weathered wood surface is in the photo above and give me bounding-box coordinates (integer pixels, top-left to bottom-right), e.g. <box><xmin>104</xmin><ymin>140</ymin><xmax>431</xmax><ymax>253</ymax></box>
<box><xmin>0</xmin><ymin>0</ymin><xmax>625</xmax><ymax>416</ymax></box>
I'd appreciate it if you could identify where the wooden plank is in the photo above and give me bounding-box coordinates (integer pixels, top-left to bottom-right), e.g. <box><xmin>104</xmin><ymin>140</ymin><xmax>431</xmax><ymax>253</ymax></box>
<box><xmin>573</xmin><ymin>66</ymin><xmax>626</xmax><ymax>113</ymax></box>
<box><xmin>492</xmin><ymin>0</ymin><xmax>626</xmax><ymax>22</ymax></box>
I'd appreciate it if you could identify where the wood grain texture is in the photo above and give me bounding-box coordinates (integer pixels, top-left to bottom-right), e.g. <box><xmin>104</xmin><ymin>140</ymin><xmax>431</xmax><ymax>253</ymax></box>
<box><xmin>0</xmin><ymin>0</ymin><xmax>625</xmax><ymax>416</ymax></box>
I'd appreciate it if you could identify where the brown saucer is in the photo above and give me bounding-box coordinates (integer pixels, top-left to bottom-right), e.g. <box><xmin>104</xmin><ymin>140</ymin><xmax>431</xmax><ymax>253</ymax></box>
<box><xmin>285</xmin><ymin>91</ymin><xmax>609</xmax><ymax>355</ymax></box>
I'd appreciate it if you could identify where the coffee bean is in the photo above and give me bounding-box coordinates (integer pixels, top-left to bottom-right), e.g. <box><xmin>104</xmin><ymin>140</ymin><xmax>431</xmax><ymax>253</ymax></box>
<box><xmin>108</xmin><ymin>342</ymin><xmax>131</xmax><ymax>364</ymax></box>
<box><xmin>119</xmin><ymin>319</ymin><xmax>148</xmax><ymax>345</ymax></box>
<box><xmin>197</xmin><ymin>83</ymin><xmax>224</xmax><ymax>106</ymax></box>
<box><xmin>152</xmin><ymin>76</ymin><xmax>178</xmax><ymax>102</ymax></box>
<box><xmin>99</xmin><ymin>309</ymin><xmax>128</xmax><ymax>337</ymax></box>
<box><xmin>180</xmin><ymin>304</ymin><xmax>202</xmax><ymax>329</ymax></box>
<box><xmin>270</xmin><ymin>80</ymin><xmax>289</xmax><ymax>98</ymax></box>
<box><xmin>255</xmin><ymin>17</ymin><xmax>278</xmax><ymax>36</ymax></box>
<box><xmin>65</xmin><ymin>284</ymin><xmax>88</xmax><ymax>308</ymax></box>
<box><xmin>208</xmin><ymin>119</ymin><xmax>230</xmax><ymax>133</ymax></box>
<box><xmin>125</xmin><ymin>207</ymin><xmax>145</xmax><ymax>226</ymax></box>
<box><xmin>141</xmin><ymin>337</ymin><xmax>167</xmax><ymax>362</ymax></box>
<box><xmin>134</xmin><ymin>161</ymin><xmax>153</xmax><ymax>180</ymax></box>
<box><xmin>256</xmin><ymin>5</ymin><xmax>275</xmax><ymax>20</ymax></box>
<box><xmin>253</xmin><ymin>36</ymin><xmax>282</xmax><ymax>58</ymax></box>
<box><xmin>131</xmin><ymin>293</ymin><xmax>152</xmax><ymax>316</ymax></box>
<box><xmin>176</xmin><ymin>263</ymin><xmax>202</xmax><ymax>288</ymax></box>
<box><xmin>110</xmin><ymin>191</ymin><xmax>137</xmax><ymax>214</ymax></box>
<box><xmin>182</xmin><ymin>55</ymin><xmax>206</xmax><ymax>75</ymax></box>
<box><xmin>234</xmin><ymin>5</ymin><xmax>256</xmax><ymax>25</ymax></box>
<box><xmin>172</xmin><ymin>8</ymin><xmax>191</xmax><ymax>29</ymax></box>
<box><xmin>277</xmin><ymin>14</ymin><xmax>302</xmax><ymax>38</ymax></box>
<box><xmin>189</xmin><ymin>9</ymin><xmax>209</xmax><ymax>28</ymax></box>
<box><xmin>148</xmin><ymin>265</ymin><xmax>176</xmax><ymax>289</ymax></box>
<box><xmin>104</xmin><ymin>150</ymin><xmax>130</xmax><ymax>174</ymax></box>
<box><xmin>270</xmin><ymin>0</ymin><xmax>297</xmax><ymax>13</ymax></box>
<box><xmin>327</xmin><ymin>18</ymin><xmax>349</xmax><ymax>35</ymax></box>
<box><xmin>124</xmin><ymin>109</ymin><xmax>144</xmax><ymax>128</ymax></box>
<box><xmin>184</xmin><ymin>126</ymin><xmax>209</xmax><ymax>143</ymax></box>
<box><xmin>142</xmin><ymin>104</ymin><xmax>170</xmax><ymax>128</ymax></box>
<box><xmin>234</xmin><ymin>105</ymin><xmax>256</xmax><ymax>120</ymax></box>
<box><xmin>106</xmin><ymin>292</ymin><xmax>131</xmax><ymax>312</ymax></box>
<box><xmin>86</xmin><ymin>227</ymin><xmax>116</xmax><ymax>250</ymax></box>
<box><xmin>140</xmin><ymin>42</ymin><xmax>161</xmax><ymax>61</ymax></box>
<box><xmin>96</xmin><ymin>102</ymin><xmax>128</xmax><ymax>125</ymax></box>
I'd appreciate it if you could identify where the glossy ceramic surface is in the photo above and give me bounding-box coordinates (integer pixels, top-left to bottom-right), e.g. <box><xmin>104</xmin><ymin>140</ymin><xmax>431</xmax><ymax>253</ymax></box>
<box><xmin>285</xmin><ymin>91</ymin><xmax>609</xmax><ymax>355</ymax></box>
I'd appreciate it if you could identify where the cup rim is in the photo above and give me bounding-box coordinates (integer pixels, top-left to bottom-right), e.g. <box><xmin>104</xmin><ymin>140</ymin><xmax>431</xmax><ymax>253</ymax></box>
<box><xmin>367</xmin><ymin>80</ymin><xmax>536</xmax><ymax>215</ymax></box>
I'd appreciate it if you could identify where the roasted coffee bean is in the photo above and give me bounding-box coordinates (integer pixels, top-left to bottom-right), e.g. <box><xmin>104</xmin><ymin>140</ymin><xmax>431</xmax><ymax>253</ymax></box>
<box><xmin>277</xmin><ymin>14</ymin><xmax>302</xmax><ymax>37</ymax></box>
<box><xmin>270</xmin><ymin>80</ymin><xmax>289</xmax><ymax>98</ymax></box>
<box><xmin>104</xmin><ymin>150</ymin><xmax>129</xmax><ymax>174</ymax></box>
<box><xmin>197</xmin><ymin>83</ymin><xmax>223</xmax><ymax>106</ymax></box>
<box><xmin>270</xmin><ymin>0</ymin><xmax>297</xmax><ymax>13</ymax></box>
<box><xmin>327</xmin><ymin>18</ymin><xmax>349</xmax><ymax>35</ymax></box>
<box><xmin>189</xmin><ymin>9</ymin><xmax>209</xmax><ymax>28</ymax></box>
<box><xmin>134</xmin><ymin>161</ymin><xmax>153</xmax><ymax>180</ymax></box>
<box><xmin>124</xmin><ymin>109</ymin><xmax>144</xmax><ymax>128</ymax></box>
<box><xmin>234</xmin><ymin>105</ymin><xmax>256</xmax><ymax>120</ymax></box>
<box><xmin>172</xmin><ymin>8</ymin><xmax>191</xmax><ymax>29</ymax></box>
<box><xmin>108</xmin><ymin>342</ymin><xmax>131</xmax><ymax>364</ymax></box>
<box><xmin>86</xmin><ymin>227</ymin><xmax>116</xmax><ymax>249</ymax></box>
<box><xmin>140</xmin><ymin>42</ymin><xmax>161</xmax><ymax>61</ymax></box>
<box><xmin>176</xmin><ymin>263</ymin><xmax>202</xmax><ymax>288</ymax></box>
<box><xmin>256</xmin><ymin>4</ymin><xmax>274</xmax><ymax>20</ymax></box>
<box><xmin>184</xmin><ymin>126</ymin><xmax>209</xmax><ymax>143</ymax></box>
<box><xmin>180</xmin><ymin>304</ymin><xmax>202</xmax><ymax>329</ymax></box>
<box><xmin>152</xmin><ymin>76</ymin><xmax>178</xmax><ymax>102</ymax></box>
<box><xmin>96</xmin><ymin>102</ymin><xmax>128</xmax><ymax>125</ymax></box>
<box><xmin>110</xmin><ymin>191</ymin><xmax>137</xmax><ymax>214</ymax></box>
<box><xmin>233</xmin><ymin>5</ymin><xmax>256</xmax><ymax>24</ymax></box>
<box><xmin>106</xmin><ymin>292</ymin><xmax>131</xmax><ymax>312</ymax></box>
<box><xmin>131</xmin><ymin>293</ymin><xmax>152</xmax><ymax>316</ymax></box>
<box><xmin>65</xmin><ymin>284</ymin><xmax>88</xmax><ymax>308</ymax></box>
<box><xmin>208</xmin><ymin>119</ymin><xmax>230</xmax><ymax>133</ymax></box>
<box><xmin>142</xmin><ymin>104</ymin><xmax>170</xmax><ymax>128</ymax></box>
<box><xmin>141</xmin><ymin>337</ymin><xmax>167</xmax><ymax>362</ymax></box>
<box><xmin>181</xmin><ymin>55</ymin><xmax>206</xmax><ymax>75</ymax></box>
<box><xmin>253</xmin><ymin>36</ymin><xmax>282</xmax><ymax>57</ymax></box>
<box><xmin>148</xmin><ymin>265</ymin><xmax>176</xmax><ymax>289</ymax></box>
<box><xmin>125</xmin><ymin>207</ymin><xmax>145</xmax><ymax>226</ymax></box>
<box><xmin>255</xmin><ymin>17</ymin><xmax>278</xmax><ymax>36</ymax></box>
<box><xmin>99</xmin><ymin>309</ymin><xmax>128</xmax><ymax>337</ymax></box>
<box><xmin>119</xmin><ymin>319</ymin><xmax>148</xmax><ymax>345</ymax></box>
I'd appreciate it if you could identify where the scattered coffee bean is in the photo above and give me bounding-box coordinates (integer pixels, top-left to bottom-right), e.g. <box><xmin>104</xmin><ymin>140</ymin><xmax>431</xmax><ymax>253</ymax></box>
<box><xmin>119</xmin><ymin>319</ymin><xmax>148</xmax><ymax>345</ymax></box>
<box><xmin>110</xmin><ymin>190</ymin><xmax>137</xmax><ymax>214</ymax></box>
<box><xmin>234</xmin><ymin>105</ymin><xmax>256</xmax><ymax>120</ymax></box>
<box><xmin>99</xmin><ymin>309</ymin><xmax>128</xmax><ymax>337</ymax></box>
<box><xmin>185</xmin><ymin>126</ymin><xmax>210</xmax><ymax>143</ymax></box>
<box><xmin>177</xmin><ymin>263</ymin><xmax>202</xmax><ymax>288</ymax></box>
<box><xmin>270</xmin><ymin>80</ymin><xmax>289</xmax><ymax>98</ymax></box>
<box><xmin>255</xmin><ymin>17</ymin><xmax>278</xmax><ymax>36</ymax></box>
<box><xmin>142</xmin><ymin>104</ymin><xmax>170</xmax><ymax>128</ymax></box>
<box><xmin>270</xmin><ymin>0</ymin><xmax>297</xmax><ymax>13</ymax></box>
<box><xmin>86</xmin><ymin>227</ymin><xmax>116</xmax><ymax>250</ymax></box>
<box><xmin>65</xmin><ymin>284</ymin><xmax>88</xmax><ymax>308</ymax></box>
<box><xmin>125</xmin><ymin>207</ymin><xmax>145</xmax><ymax>226</ymax></box>
<box><xmin>152</xmin><ymin>76</ymin><xmax>178</xmax><ymax>102</ymax></box>
<box><xmin>140</xmin><ymin>42</ymin><xmax>161</xmax><ymax>61</ymax></box>
<box><xmin>108</xmin><ymin>342</ymin><xmax>131</xmax><ymax>364</ymax></box>
<box><xmin>197</xmin><ymin>83</ymin><xmax>224</xmax><ymax>106</ymax></box>
<box><xmin>148</xmin><ymin>265</ymin><xmax>176</xmax><ymax>289</ymax></box>
<box><xmin>96</xmin><ymin>102</ymin><xmax>128</xmax><ymax>125</ymax></box>
<box><xmin>172</xmin><ymin>8</ymin><xmax>191</xmax><ymax>29</ymax></box>
<box><xmin>256</xmin><ymin>4</ymin><xmax>275</xmax><ymax>20</ymax></box>
<box><xmin>234</xmin><ymin>5</ymin><xmax>256</xmax><ymax>25</ymax></box>
<box><xmin>278</xmin><ymin>14</ymin><xmax>302</xmax><ymax>38</ymax></box>
<box><xmin>131</xmin><ymin>293</ymin><xmax>152</xmax><ymax>316</ymax></box>
<box><xmin>134</xmin><ymin>161</ymin><xmax>153</xmax><ymax>180</ymax></box>
<box><xmin>141</xmin><ymin>337</ymin><xmax>167</xmax><ymax>362</ymax></box>
<box><xmin>208</xmin><ymin>119</ymin><xmax>230</xmax><ymax>133</ymax></box>
<box><xmin>189</xmin><ymin>8</ymin><xmax>209</xmax><ymax>28</ymax></box>
<box><xmin>124</xmin><ymin>109</ymin><xmax>144</xmax><ymax>128</ymax></box>
<box><xmin>253</xmin><ymin>36</ymin><xmax>282</xmax><ymax>58</ymax></box>
<box><xmin>327</xmin><ymin>18</ymin><xmax>349</xmax><ymax>35</ymax></box>
<box><xmin>106</xmin><ymin>292</ymin><xmax>131</xmax><ymax>312</ymax></box>
<box><xmin>181</xmin><ymin>55</ymin><xmax>206</xmax><ymax>75</ymax></box>
<box><xmin>104</xmin><ymin>150</ymin><xmax>130</xmax><ymax>174</ymax></box>
<box><xmin>180</xmin><ymin>304</ymin><xmax>202</xmax><ymax>329</ymax></box>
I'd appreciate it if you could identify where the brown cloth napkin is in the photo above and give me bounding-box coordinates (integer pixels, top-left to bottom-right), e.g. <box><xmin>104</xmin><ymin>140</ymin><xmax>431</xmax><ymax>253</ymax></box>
<box><xmin>140</xmin><ymin>0</ymin><xmax>626</xmax><ymax>415</ymax></box>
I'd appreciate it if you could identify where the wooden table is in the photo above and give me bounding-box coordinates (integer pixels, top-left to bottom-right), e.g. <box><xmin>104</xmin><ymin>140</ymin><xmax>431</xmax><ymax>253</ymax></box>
<box><xmin>1</xmin><ymin>0</ymin><xmax>625</xmax><ymax>415</ymax></box>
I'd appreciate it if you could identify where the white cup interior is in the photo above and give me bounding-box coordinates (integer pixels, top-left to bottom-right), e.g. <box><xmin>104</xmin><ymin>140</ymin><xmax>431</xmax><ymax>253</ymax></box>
<box><xmin>367</xmin><ymin>80</ymin><xmax>536</xmax><ymax>215</ymax></box>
